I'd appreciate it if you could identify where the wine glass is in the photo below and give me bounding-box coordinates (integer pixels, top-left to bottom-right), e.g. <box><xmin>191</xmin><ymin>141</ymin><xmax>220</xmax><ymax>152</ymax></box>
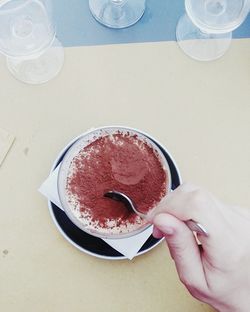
<box><xmin>176</xmin><ymin>0</ymin><xmax>250</xmax><ymax>61</ymax></box>
<box><xmin>89</xmin><ymin>0</ymin><xmax>146</xmax><ymax>29</ymax></box>
<box><xmin>0</xmin><ymin>0</ymin><xmax>64</xmax><ymax>84</ymax></box>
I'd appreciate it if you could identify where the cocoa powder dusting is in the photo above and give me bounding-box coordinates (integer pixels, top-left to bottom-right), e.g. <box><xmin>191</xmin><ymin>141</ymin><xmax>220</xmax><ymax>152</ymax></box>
<box><xmin>66</xmin><ymin>133</ymin><xmax>167</xmax><ymax>230</ymax></box>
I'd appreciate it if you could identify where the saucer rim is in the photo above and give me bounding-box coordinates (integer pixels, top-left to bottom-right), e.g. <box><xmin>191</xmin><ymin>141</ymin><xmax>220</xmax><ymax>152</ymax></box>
<box><xmin>48</xmin><ymin>202</ymin><xmax>164</xmax><ymax>260</ymax></box>
<box><xmin>47</xmin><ymin>126</ymin><xmax>182</xmax><ymax>260</ymax></box>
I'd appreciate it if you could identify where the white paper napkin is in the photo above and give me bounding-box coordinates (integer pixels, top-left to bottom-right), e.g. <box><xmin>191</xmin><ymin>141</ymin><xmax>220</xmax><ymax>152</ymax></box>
<box><xmin>39</xmin><ymin>165</ymin><xmax>153</xmax><ymax>260</ymax></box>
<box><xmin>0</xmin><ymin>128</ymin><xmax>15</xmax><ymax>167</ymax></box>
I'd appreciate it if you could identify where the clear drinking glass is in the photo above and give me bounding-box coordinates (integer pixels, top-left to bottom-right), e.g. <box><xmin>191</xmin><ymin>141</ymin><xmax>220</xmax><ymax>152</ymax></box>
<box><xmin>89</xmin><ymin>0</ymin><xmax>146</xmax><ymax>29</ymax></box>
<box><xmin>57</xmin><ymin>126</ymin><xmax>172</xmax><ymax>239</ymax></box>
<box><xmin>0</xmin><ymin>0</ymin><xmax>64</xmax><ymax>84</ymax></box>
<box><xmin>176</xmin><ymin>0</ymin><xmax>250</xmax><ymax>61</ymax></box>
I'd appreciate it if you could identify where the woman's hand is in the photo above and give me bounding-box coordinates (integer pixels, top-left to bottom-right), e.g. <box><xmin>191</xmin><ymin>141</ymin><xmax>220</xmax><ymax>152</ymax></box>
<box><xmin>149</xmin><ymin>183</ymin><xmax>250</xmax><ymax>312</ymax></box>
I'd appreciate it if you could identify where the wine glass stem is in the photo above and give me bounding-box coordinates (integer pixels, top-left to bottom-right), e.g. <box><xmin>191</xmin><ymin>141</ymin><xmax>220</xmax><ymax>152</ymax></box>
<box><xmin>110</xmin><ymin>0</ymin><xmax>126</xmax><ymax>5</ymax></box>
<box><xmin>110</xmin><ymin>0</ymin><xmax>127</xmax><ymax>20</ymax></box>
<box><xmin>204</xmin><ymin>0</ymin><xmax>227</xmax><ymax>16</ymax></box>
<box><xmin>188</xmin><ymin>14</ymin><xmax>214</xmax><ymax>37</ymax></box>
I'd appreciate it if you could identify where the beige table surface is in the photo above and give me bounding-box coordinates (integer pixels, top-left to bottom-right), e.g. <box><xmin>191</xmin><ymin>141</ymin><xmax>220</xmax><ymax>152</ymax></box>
<box><xmin>0</xmin><ymin>39</ymin><xmax>250</xmax><ymax>312</ymax></box>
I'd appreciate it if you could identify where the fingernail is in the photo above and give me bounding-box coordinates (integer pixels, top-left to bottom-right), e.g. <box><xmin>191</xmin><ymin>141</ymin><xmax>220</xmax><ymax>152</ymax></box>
<box><xmin>153</xmin><ymin>214</ymin><xmax>175</xmax><ymax>236</ymax></box>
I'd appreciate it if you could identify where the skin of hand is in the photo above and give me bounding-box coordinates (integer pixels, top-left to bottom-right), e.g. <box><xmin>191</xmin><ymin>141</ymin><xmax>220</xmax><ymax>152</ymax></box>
<box><xmin>148</xmin><ymin>183</ymin><xmax>250</xmax><ymax>312</ymax></box>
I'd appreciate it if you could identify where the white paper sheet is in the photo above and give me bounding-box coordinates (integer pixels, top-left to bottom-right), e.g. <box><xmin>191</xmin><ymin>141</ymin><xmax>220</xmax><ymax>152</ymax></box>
<box><xmin>39</xmin><ymin>165</ymin><xmax>153</xmax><ymax>260</ymax></box>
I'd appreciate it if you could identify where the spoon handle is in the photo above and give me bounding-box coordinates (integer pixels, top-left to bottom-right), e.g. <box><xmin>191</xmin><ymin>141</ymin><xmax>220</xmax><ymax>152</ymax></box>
<box><xmin>185</xmin><ymin>220</ymin><xmax>208</xmax><ymax>236</ymax></box>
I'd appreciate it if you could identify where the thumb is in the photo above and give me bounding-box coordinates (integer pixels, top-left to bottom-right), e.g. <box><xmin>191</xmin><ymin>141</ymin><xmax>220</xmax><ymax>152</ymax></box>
<box><xmin>153</xmin><ymin>213</ymin><xmax>208</xmax><ymax>292</ymax></box>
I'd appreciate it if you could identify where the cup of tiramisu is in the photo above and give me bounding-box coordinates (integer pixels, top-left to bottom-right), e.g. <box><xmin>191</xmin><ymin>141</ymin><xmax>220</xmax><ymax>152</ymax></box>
<box><xmin>57</xmin><ymin>126</ymin><xmax>171</xmax><ymax>239</ymax></box>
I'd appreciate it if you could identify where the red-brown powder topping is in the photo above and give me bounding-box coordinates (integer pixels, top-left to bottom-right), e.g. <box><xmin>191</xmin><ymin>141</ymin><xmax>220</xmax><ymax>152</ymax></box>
<box><xmin>66</xmin><ymin>133</ymin><xmax>167</xmax><ymax>230</ymax></box>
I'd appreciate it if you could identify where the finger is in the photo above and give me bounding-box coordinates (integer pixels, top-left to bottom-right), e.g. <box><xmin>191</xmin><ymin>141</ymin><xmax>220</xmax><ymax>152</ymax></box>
<box><xmin>149</xmin><ymin>183</ymin><xmax>206</xmax><ymax>221</ymax></box>
<box><xmin>153</xmin><ymin>213</ymin><xmax>208</xmax><ymax>292</ymax></box>
<box><xmin>149</xmin><ymin>183</ymin><xmax>222</xmax><ymax>246</ymax></box>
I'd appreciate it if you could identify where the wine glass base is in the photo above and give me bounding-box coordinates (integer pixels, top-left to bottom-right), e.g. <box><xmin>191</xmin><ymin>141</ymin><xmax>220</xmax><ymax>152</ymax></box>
<box><xmin>89</xmin><ymin>0</ymin><xmax>145</xmax><ymax>29</ymax></box>
<box><xmin>176</xmin><ymin>14</ymin><xmax>232</xmax><ymax>61</ymax></box>
<box><xmin>6</xmin><ymin>38</ymin><xmax>64</xmax><ymax>85</ymax></box>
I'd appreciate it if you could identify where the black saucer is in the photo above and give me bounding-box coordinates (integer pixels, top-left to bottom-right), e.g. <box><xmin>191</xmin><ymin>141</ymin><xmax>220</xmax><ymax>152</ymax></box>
<box><xmin>48</xmin><ymin>136</ymin><xmax>181</xmax><ymax>260</ymax></box>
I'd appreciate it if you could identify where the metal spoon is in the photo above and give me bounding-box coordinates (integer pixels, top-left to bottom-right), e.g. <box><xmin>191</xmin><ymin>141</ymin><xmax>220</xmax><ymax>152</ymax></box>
<box><xmin>104</xmin><ymin>191</ymin><xmax>208</xmax><ymax>237</ymax></box>
<box><xmin>104</xmin><ymin>190</ymin><xmax>146</xmax><ymax>219</ymax></box>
